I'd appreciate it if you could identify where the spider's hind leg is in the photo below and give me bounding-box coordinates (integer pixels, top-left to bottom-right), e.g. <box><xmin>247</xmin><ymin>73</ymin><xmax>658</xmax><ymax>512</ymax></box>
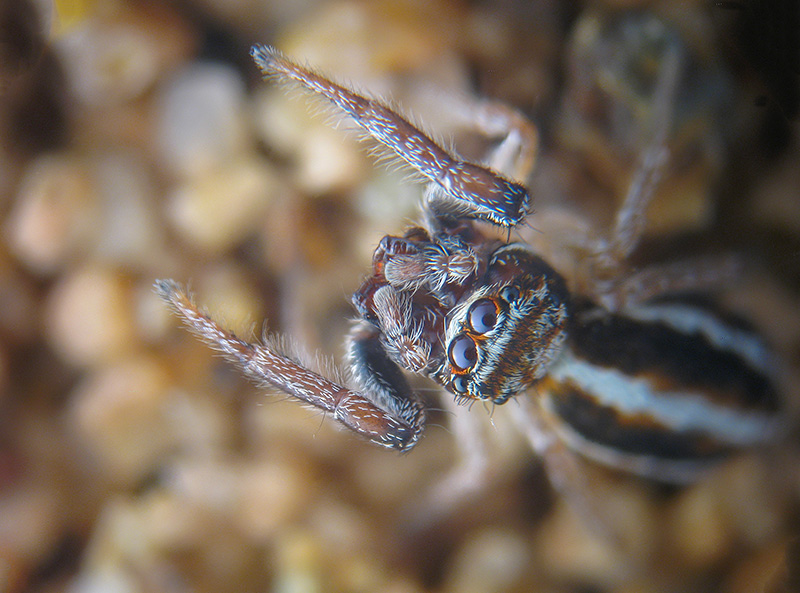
<box><xmin>508</xmin><ymin>394</ymin><xmax>637</xmax><ymax>549</ymax></box>
<box><xmin>465</xmin><ymin>99</ymin><xmax>539</xmax><ymax>184</ymax></box>
<box><xmin>615</xmin><ymin>253</ymin><xmax>743</xmax><ymax>309</ymax></box>
<box><xmin>590</xmin><ymin>44</ymin><xmax>682</xmax><ymax>272</ymax></box>
<box><xmin>401</xmin><ymin>392</ymin><xmax>495</xmax><ymax>528</ymax></box>
<box><xmin>576</xmin><ymin>44</ymin><xmax>739</xmax><ymax>310</ymax></box>
<box><xmin>425</xmin><ymin>394</ymin><xmax>490</xmax><ymax>512</ymax></box>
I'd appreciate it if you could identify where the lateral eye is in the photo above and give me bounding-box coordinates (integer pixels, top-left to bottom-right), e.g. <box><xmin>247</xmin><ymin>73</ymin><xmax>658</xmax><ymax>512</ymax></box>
<box><xmin>448</xmin><ymin>334</ymin><xmax>478</xmax><ymax>371</ymax></box>
<box><xmin>500</xmin><ymin>285</ymin><xmax>520</xmax><ymax>303</ymax></box>
<box><xmin>468</xmin><ymin>299</ymin><xmax>497</xmax><ymax>334</ymax></box>
<box><xmin>451</xmin><ymin>375</ymin><xmax>468</xmax><ymax>394</ymax></box>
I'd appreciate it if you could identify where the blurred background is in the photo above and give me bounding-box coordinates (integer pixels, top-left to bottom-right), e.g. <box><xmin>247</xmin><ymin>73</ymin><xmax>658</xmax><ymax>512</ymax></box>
<box><xmin>1</xmin><ymin>0</ymin><xmax>799</xmax><ymax>591</ymax></box>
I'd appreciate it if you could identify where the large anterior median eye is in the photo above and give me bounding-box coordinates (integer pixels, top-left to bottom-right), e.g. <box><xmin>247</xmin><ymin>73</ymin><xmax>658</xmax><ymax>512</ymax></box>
<box><xmin>468</xmin><ymin>299</ymin><xmax>498</xmax><ymax>334</ymax></box>
<box><xmin>448</xmin><ymin>334</ymin><xmax>477</xmax><ymax>371</ymax></box>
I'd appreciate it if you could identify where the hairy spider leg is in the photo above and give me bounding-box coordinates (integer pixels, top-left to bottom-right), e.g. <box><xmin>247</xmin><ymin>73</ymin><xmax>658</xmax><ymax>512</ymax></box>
<box><xmin>155</xmin><ymin>280</ymin><xmax>425</xmax><ymax>450</ymax></box>
<box><xmin>409</xmin><ymin>393</ymin><xmax>490</xmax><ymax>525</ymax></box>
<box><xmin>251</xmin><ymin>45</ymin><xmax>531</xmax><ymax>228</ymax></box>
<box><xmin>593</xmin><ymin>44</ymin><xmax>682</xmax><ymax>268</ymax></box>
<box><xmin>508</xmin><ymin>395</ymin><xmax>626</xmax><ymax>545</ymax></box>
<box><xmin>454</xmin><ymin>98</ymin><xmax>539</xmax><ymax>183</ymax></box>
<box><xmin>539</xmin><ymin>43</ymin><xmax>740</xmax><ymax>310</ymax></box>
<box><xmin>616</xmin><ymin>254</ymin><xmax>743</xmax><ymax>308</ymax></box>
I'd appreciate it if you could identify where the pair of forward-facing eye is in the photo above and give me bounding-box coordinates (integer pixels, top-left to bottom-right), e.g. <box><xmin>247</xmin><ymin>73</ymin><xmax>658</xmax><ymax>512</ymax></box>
<box><xmin>448</xmin><ymin>286</ymin><xmax>520</xmax><ymax>369</ymax></box>
<box><xmin>448</xmin><ymin>299</ymin><xmax>497</xmax><ymax>372</ymax></box>
<box><xmin>447</xmin><ymin>286</ymin><xmax>521</xmax><ymax>395</ymax></box>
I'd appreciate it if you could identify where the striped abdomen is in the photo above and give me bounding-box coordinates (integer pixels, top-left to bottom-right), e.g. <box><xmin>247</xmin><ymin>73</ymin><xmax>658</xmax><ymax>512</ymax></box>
<box><xmin>541</xmin><ymin>299</ymin><xmax>783</xmax><ymax>481</ymax></box>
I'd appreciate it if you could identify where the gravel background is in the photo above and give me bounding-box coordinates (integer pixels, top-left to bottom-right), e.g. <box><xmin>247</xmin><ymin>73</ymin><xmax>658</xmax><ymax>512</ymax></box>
<box><xmin>1</xmin><ymin>1</ymin><xmax>799</xmax><ymax>592</ymax></box>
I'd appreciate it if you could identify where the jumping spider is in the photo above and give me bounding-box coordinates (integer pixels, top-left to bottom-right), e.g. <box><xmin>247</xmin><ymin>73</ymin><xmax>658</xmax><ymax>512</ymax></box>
<box><xmin>156</xmin><ymin>44</ymin><xmax>782</xmax><ymax>507</ymax></box>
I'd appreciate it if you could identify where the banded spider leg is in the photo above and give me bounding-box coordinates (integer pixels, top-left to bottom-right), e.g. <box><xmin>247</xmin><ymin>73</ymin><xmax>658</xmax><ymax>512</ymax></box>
<box><xmin>155</xmin><ymin>279</ymin><xmax>425</xmax><ymax>450</ymax></box>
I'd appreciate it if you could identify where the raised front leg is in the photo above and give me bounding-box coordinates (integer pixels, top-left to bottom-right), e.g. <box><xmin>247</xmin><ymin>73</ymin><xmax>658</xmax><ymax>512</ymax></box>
<box><xmin>155</xmin><ymin>280</ymin><xmax>424</xmax><ymax>451</ymax></box>
<box><xmin>251</xmin><ymin>45</ymin><xmax>531</xmax><ymax>228</ymax></box>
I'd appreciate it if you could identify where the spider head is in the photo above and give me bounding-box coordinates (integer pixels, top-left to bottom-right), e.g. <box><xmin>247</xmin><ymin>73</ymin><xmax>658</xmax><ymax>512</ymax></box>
<box><xmin>437</xmin><ymin>245</ymin><xmax>570</xmax><ymax>403</ymax></box>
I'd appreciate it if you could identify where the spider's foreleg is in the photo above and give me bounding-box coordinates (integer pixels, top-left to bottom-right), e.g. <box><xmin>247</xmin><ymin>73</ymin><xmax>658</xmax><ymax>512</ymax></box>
<box><xmin>155</xmin><ymin>280</ymin><xmax>424</xmax><ymax>450</ymax></box>
<box><xmin>251</xmin><ymin>44</ymin><xmax>530</xmax><ymax>228</ymax></box>
<box><xmin>346</xmin><ymin>321</ymin><xmax>426</xmax><ymax>442</ymax></box>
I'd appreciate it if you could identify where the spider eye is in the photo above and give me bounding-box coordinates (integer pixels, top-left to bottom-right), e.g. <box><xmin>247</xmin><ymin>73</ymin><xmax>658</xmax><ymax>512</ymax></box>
<box><xmin>468</xmin><ymin>299</ymin><xmax>497</xmax><ymax>334</ymax></box>
<box><xmin>500</xmin><ymin>285</ymin><xmax>520</xmax><ymax>303</ymax></box>
<box><xmin>451</xmin><ymin>375</ymin><xmax>468</xmax><ymax>394</ymax></box>
<box><xmin>448</xmin><ymin>334</ymin><xmax>478</xmax><ymax>371</ymax></box>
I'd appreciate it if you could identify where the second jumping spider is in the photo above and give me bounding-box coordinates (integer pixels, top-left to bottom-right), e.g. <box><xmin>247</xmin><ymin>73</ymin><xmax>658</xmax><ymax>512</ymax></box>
<box><xmin>157</xmin><ymin>43</ymin><xmax>782</xmax><ymax>503</ymax></box>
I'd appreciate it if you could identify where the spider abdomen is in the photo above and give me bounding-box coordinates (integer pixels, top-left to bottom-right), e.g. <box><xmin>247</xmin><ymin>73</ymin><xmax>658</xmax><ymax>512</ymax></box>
<box><xmin>541</xmin><ymin>300</ymin><xmax>783</xmax><ymax>481</ymax></box>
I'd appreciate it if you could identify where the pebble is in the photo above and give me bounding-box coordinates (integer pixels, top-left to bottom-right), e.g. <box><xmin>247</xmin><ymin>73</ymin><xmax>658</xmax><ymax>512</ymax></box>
<box><xmin>53</xmin><ymin>1</ymin><xmax>194</xmax><ymax>107</ymax></box>
<box><xmin>90</xmin><ymin>152</ymin><xmax>164</xmax><ymax>269</ymax></box>
<box><xmin>251</xmin><ymin>85</ymin><xmax>367</xmax><ymax>195</ymax></box>
<box><xmin>6</xmin><ymin>152</ymin><xmax>165</xmax><ymax>275</ymax></box>
<box><xmin>0</xmin><ymin>484</ymin><xmax>62</xmax><ymax>566</ymax></box>
<box><xmin>234</xmin><ymin>459</ymin><xmax>310</xmax><ymax>542</ymax></box>
<box><xmin>0</xmin><ymin>252</ymin><xmax>38</xmax><ymax>343</ymax></box>
<box><xmin>535</xmin><ymin>495</ymin><xmax>642</xmax><ymax>587</ymax></box>
<box><xmin>6</xmin><ymin>155</ymin><xmax>98</xmax><ymax>274</ymax></box>
<box><xmin>667</xmin><ymin>481</ymin><xmax>732</xmax><ymax>567</ymax></box>
<box><xmin>68</xmin><ymin>355</ymin><xmax>174</xmax><ymax>485</ymax></box>
<box><xmin>44</xmin><ymin>266</ymin><xmax>138</xmax><ymax>367</ymax></box>
<box><xmin>189</xmin><ymin>264</ymin><xmax>267</xmax><ymax>339</ymax></box>
<box><xmin>442</xmin><ymin>528</ymin><xmax>530</xmax><ymax>593</ymax></box>
<box><xmin>0</xmin><ymin>1</ymin><xmax>795</xmax><ymax>592</ymax></box>
<box><xmin>156</xmin><ymin>62</ymin><xmax>249</xmax><ymax>179</ymax></box>
<box><xmin>132</xmin><ymin>280</ymin><xmax>177</xmax><ymax>345</ymax></box>
<box><xmin>272</xmin><ymin>530</ymin><xmax>324</xmax><ymax>593</ymax></box>
<box><xmin>166</xmin><ymin>157</ymin><xmax>278</xmax><ymax>253</ymax></box>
